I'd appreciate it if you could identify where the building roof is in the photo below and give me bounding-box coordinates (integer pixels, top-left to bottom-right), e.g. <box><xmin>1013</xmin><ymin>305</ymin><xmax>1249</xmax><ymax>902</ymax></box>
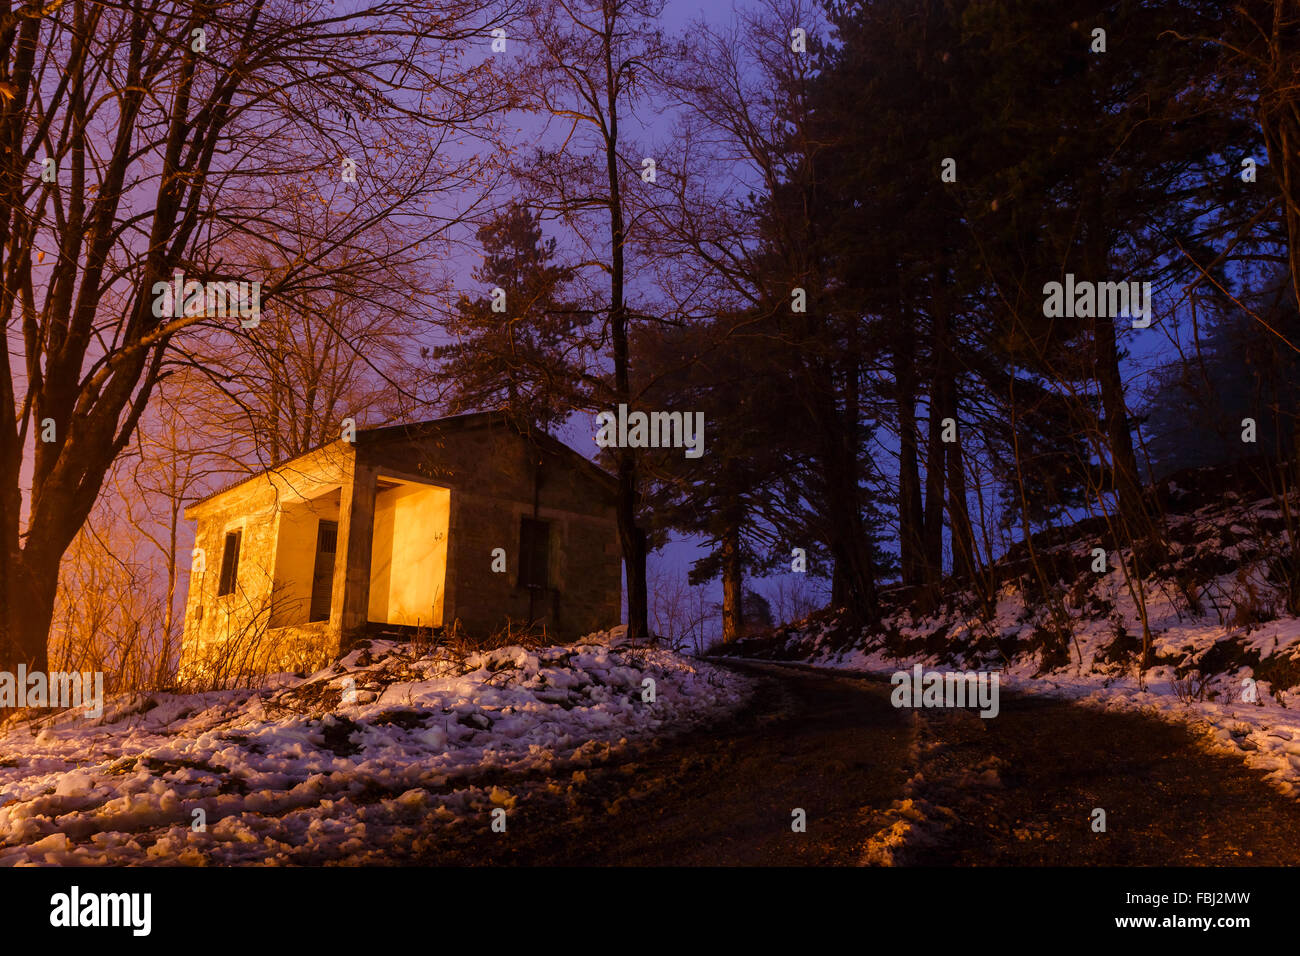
<box><xmin>186</xmin><ymin>410</ymin><xmax>617</xmax><ymax>512</ymax></box>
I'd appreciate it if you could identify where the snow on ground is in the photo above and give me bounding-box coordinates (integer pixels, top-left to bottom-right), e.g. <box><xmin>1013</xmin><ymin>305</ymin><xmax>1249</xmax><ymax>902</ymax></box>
<box><xmin>0</xmin><ymin>631</ymin><xmax>751</xmax><ymax>865</ymax></box>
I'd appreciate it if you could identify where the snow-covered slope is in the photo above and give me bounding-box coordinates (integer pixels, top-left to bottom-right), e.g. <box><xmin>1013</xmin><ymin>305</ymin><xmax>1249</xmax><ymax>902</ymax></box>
<box><xmin>0</xmin><ymin>633</ymin><xmax>750</xmax><ymax>865</ymax></box>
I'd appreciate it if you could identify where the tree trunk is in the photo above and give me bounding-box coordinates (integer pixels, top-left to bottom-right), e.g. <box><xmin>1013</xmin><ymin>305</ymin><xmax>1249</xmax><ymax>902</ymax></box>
<box><xmin>162</xmin><ymin>499</ymin><xmax>179</xmax><ymax>682</ymax></box>
<box><xmin>1081</xmin><ymin>195</ymin><xmax>1150</xmax><ymax>540</ymax></box>
<box><xmin>947</xmin><ymin>434</ymin><xmax>978</xmax><ymax>584</ymax></box>
<box><xmin>829</xmin><ymin>521</ymin><xmax>878</xmax><ymax>623</ymax></box>
<box><xmin>822</xmin><ymin>395</ymin><xmax>878</xmax><ymax>623</ymax></box>
<box><xmin>1</xmin><ymin>548</ymin><xmax>57</xmax><ymax>674</ymax></box>
<box><xmin>1093</xmin><ymin>312</ymin><xmax>1149</xmax><ymax>537</ymax></box>
<box><xmin>895</xmin><ymin>332</ymin><xmax>924</xmax><ymax>587</ymax></box>
<box><xmin>1255</xmin><ymin>2</ymin><xmax>1300</xmax><ymax>316</ymax></box>
<box><xmin>616</xmin><ymin>452</ymin><xmax>648</xmax><ymax>643</ymax></box>
<box><xmin>720</xmin><ymin>517</ymin><xmax>743</xmax><ymax>643</ymax></box>
<box><xmin>921</xmin><ymin>384</ymin><xmax>948</xmax><ymax>584</ymax></box>
<box><xmin>602</xmin><ymin>27</ymin><xmax>648</xmax><ymax>644</ymax></box>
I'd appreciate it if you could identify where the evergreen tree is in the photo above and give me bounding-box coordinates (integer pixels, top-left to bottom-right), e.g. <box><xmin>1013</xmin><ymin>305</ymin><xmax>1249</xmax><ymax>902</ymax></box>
<box><xmin>433</xmin><ymin>203</ymin><xmax>590</xmax><ymax>431</ymax></box>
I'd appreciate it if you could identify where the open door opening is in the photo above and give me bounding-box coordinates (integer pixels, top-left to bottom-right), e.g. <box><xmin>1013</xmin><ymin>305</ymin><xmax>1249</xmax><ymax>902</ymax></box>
<box><xmin>269</xmin><ymin>488</ymin><xmax>341</xmax><ymax>628</ymax></box>
<box><xmin>367</xmin><ymin>478</ymin><xmax>450</xmax><ymax>627</ymax></box>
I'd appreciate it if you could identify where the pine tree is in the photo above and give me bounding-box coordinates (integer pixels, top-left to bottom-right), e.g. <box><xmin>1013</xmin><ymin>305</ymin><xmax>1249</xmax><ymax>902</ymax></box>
<box><xmin>433</xmin><ymin>203</ymin><xmax>590</xmax><ymax>431</ymax></box>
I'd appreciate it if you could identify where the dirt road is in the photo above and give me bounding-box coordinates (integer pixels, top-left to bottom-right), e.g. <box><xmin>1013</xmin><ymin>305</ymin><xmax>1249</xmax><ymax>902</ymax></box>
<box><xmin>416</xmin><ymin>661</ymin><xmax>1300</xmax><ymax>865</ymax></box>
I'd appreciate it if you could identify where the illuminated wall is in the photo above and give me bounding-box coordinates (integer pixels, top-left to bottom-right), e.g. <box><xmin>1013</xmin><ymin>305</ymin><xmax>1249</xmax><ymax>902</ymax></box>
<box><xmin>367</xmin><ymin>480</ymin><xmax>449</xmax><ymax>627</ymax></box>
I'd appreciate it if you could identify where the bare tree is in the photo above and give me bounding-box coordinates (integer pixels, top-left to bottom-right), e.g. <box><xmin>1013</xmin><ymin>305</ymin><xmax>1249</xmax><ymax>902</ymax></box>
<box><xmin>511</xmin><ymin>0</ymin><xmax>679</xmax><ymax>642</ymax></box>
<box><xmin>1</xmin><ymin>0</ymin><xmax>505</xmax><ymax>671</ymax></box>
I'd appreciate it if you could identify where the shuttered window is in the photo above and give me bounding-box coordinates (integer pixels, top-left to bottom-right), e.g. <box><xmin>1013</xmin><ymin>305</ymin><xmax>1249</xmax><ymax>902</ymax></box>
<box><xmin>217</xmin><ymin>530</ymin><xmax>242</xmax><ymax>596</ymax></box>
<box><xmin>518</xmin><ymin>518</ymin><xmax>550</xmax><ymax>589</ymax></box>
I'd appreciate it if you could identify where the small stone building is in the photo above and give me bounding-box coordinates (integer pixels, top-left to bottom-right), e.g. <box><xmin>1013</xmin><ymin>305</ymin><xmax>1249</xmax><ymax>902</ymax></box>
<box><xmin>179</xmin><ymin>413</ymin><xmax>622</xmax><ymax>678</ymax></box>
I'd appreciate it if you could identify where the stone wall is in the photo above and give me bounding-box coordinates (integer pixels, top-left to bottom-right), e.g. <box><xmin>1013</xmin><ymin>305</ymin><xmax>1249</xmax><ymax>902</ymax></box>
<box><xmin>178</xmin><ymin>445</ymin><xmax>353</xmax><ymax>682</ymax></box>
